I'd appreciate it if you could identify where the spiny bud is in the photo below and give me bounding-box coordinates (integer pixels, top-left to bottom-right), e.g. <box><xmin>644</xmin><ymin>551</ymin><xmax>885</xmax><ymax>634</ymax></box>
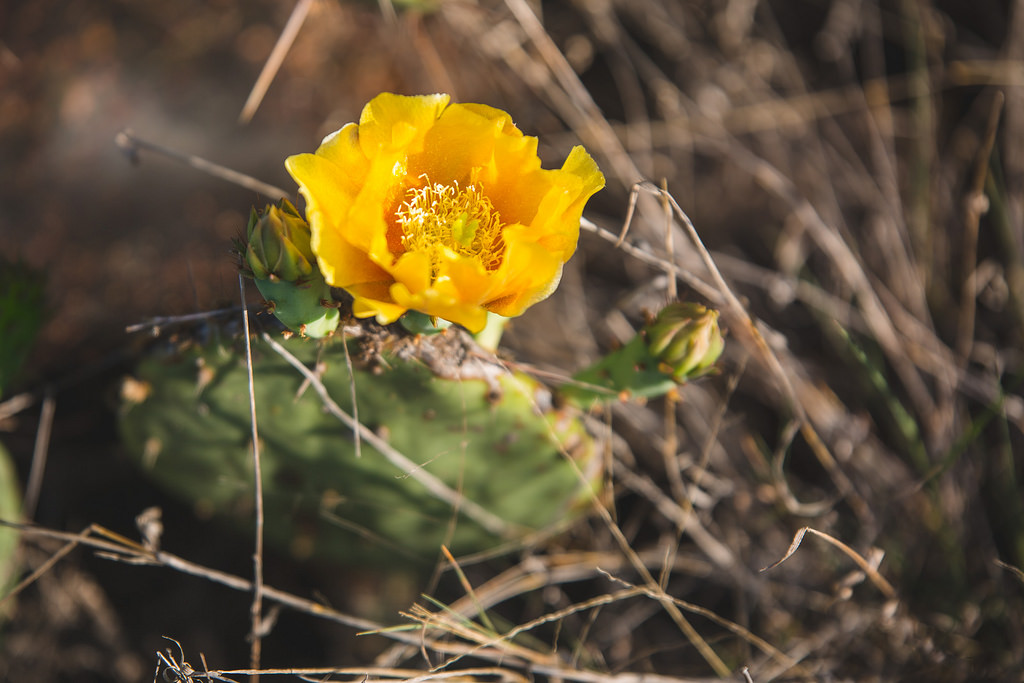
<box><xmin>236</xmin><ymin>199</ymin><xmax>339</xmax><ymax>338</ymax></box>
<box><xmin>645</xmin><ymin>302</ymin><xmax>723</xmax><ymax>382</ymax></box>
<box><xmin>240</xmin><ymin>199</ymin><xmax>315</xmax><ymax>282</ymax></box>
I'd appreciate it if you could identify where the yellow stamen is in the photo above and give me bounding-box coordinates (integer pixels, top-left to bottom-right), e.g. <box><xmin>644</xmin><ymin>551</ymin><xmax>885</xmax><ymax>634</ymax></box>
<box><xmin>395</xmin><ymin>178</ymin><xmax>505</xmax><ymax>277</ymax></box>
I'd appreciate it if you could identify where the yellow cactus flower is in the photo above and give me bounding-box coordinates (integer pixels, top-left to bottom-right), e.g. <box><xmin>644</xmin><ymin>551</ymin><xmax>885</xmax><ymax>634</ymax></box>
<box><xmin>286</xmin><ymin>93</ymin><xmax>605</xmax><ymax>333</ymax></box>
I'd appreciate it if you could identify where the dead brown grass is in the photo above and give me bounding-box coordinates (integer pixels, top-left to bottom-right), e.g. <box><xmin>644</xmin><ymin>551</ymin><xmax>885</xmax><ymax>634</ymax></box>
<box><xmin>1</xmin><ymin>0</ymin><xmax>1022</xmax><ymax>681</ymax></box>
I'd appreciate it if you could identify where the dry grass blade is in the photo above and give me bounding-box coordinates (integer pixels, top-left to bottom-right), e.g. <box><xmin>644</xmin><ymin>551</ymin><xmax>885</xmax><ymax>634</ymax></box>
<box><xmin>339</xmin><ymin>330</ymin><xmax>361</xmax><ymax>459</ymax></box>
<box><xmin>238</xmin><ymin>0</ymin><xmax>314</xmax><ymax>125</ymax></box>
<box><xmin>124</xmin><ymin>307</ymin><xmax>248</xmax><ymax>335</ymax></box>
<box><xmin>499</xmin><ymin>0</ymin><xmax>642</xmax><ymax>188</ymax></box>
<box><xmin>0</xmin><ymin>525</ymin><xmax>91</xmax><ymax>610</ymax></box>
<box><xmin>409</xmin><ymin>571</ymin><xmax>803</xmax><ymax>681</ymax></box>
<box><xmin>659</xmin><ymin>178</ymin><xmax>676</xmax><ymax>302</ymax></box>
<box><xmin>597</xmin><ymin>571</ymin><xmax>801</xmax><ymax>675</ymax></box>
<box><xmin>374</xmin><ymin>548</ymin><xmax>722</xmax><ymax>671</ymax></box>
<box><xmin>613</xmin><ymin>467</ymin><xmax>744</xmax><ymax>584</ymax></box>
<box><xmin>239</xmin><ymin>275</ymin><xmax>265</xmax><ymax>682</ymax></box>
<box><xmin>587</xmin><ymin>490</ymin><xmax>730</xmax><ymax>676</ymax></box>
<box><xmin>21</xmin><ymin>388</ymin><xmax>55</xmax><ymax>521</ymax></box>
<box><xmin>402</xmin><ymin>601</ymin><xmax>554</xmax><ymax>669</ymax></box>
<box><xmin>0</xmin><ymin>520</ymin><xmax>404</xmax><ymax>635</ymax></box>
<box><xmin>712</xmin><ymin>139</ymin><xmax>944</xmax><ymax>449</ymax></box>
<box><xmin>955</xmin><ymin>90</ymin><xmax>1005</xmax><ymax>365</ymax></box>
<box><xmin>406</xmin><ymin>588</ymin><xmax>641</xmax><ymax>672</ymax></box>
<box><xmin>440</xmin><ymin>546</ymin><xmax>497</xmax><ymax>635</ymax></box>
<box><xmin>581</xmin><ymin>217</ymin><xmax>720</xmax><ymax>303</ymax></box>
<box><xmin>0</xmin><ymin>391</ymin><xmax>34</xmax><ymax>421</ymax></box>
<box><xmin>760</xmin><ymin>526</ymin><xmax>896</xmax><ymax>599</ymax></box>
<box><xmin>484</xmin><ymin>355</ymin><xmax>730</xmax><ymax>674</ymax></box>
<box><xmin>673</xmin><ymin>363</ymin><xmax>744</xmax><ymax>535</ymax></box>
<box><xmin>207</xmin><ymin>666</ymin><xmax>529</xmax><ymax>683</ymax></box>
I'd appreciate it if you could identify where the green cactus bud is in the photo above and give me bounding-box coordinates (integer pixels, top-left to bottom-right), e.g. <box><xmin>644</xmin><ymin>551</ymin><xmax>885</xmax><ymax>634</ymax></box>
<box><xmin>562</xmin><ymin>302</ymin><xmax>723</xmax><ymax>406</ymax></box>
<box><xmin>242</xmin><ymin>200</ymin><xmax>314</xmax><ymax>282</ymax></box>
<box><xmin>0</xmin><ymin>258</ymin><xmax>46</xmax><ymax>397</ymax></box>
<box><xmin>120</xmin><ymin>329</ymin><xmax>601</xmax><ymax>566</ymax></box>
<box><xmin>236</xmin><ymin>199</ymin><xmax>339</xmax><ymax>338</ymax></box>
<box><xmin>645</xmin><ymin>302</ymin><xmax>723</xmax><ymax>382</ymax></box>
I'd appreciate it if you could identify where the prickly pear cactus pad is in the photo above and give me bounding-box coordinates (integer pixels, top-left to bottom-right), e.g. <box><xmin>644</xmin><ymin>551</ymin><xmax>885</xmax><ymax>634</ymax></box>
<box><xmin>119</xmin><ymin>328</ymin><xmax>600</xmax><ymax>565</ymax></box>
<box><xmin>0</xmin><ymin>441</ymin><xmax>20</xmax><ymax>621</ymax></box>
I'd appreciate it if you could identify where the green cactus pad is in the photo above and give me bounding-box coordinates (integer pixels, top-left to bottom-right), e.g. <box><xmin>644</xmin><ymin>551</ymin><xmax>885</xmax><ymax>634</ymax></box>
<box><xmin>120</xmin><ymin>331</ymin><xmax>600</xmax><ymax>565</ymax></box>
<box><xmin>252</xmin><ymin>277</ymin><xmax>340</xmax><ymax>339</ymax></box>
<box><xmin>0</xmin><ymin>441</ymin><xmax>21</xmax><ymax>621</ymax></box>
<box><xmin>562</xmin><ymin>335</ymin><xmax>677</xmax><ymax>406</ymax></box>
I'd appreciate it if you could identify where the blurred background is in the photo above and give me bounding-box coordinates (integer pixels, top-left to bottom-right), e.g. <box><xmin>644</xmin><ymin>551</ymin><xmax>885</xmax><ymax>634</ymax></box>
<box><xmin>1</xmin><ymin>0</ymin><xmax>1023</xmax><ymax>680</ymax></box>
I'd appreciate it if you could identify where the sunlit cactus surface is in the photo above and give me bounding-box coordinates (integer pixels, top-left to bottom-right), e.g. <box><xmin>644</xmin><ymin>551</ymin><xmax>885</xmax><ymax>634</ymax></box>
<box><xmin>120</xmin><ymin>328</ymin><xmax>600</xmax><ymax>565</ymax></box>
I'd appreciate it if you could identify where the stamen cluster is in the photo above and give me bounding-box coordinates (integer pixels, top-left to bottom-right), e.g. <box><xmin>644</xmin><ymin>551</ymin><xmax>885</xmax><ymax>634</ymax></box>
<box><xmin>395</xmin><ymin>178</ymin><xmax>505</xmax><ymax>277</ymax></box>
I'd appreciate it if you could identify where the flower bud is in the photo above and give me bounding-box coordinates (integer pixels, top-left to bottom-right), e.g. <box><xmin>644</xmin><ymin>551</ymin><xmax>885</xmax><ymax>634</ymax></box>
<box><xmin>645</xmin><ymin>303</ymin><xmax>724</xmax><ymax>382</ymax></box>
<box><xmin>241</xmin><ymin>199</ymin><xmax>315</xmax><ymax>282</ymax></box>
<box><xmin>237</xmin><ymin>200</ymin><xmax>339</xmax><ymax>338</ymax></box>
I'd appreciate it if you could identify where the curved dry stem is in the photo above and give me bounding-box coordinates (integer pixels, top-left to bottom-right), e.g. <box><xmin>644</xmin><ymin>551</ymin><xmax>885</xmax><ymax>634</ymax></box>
<box><xmin>761</xmin><ymin>526</ymin><xmax>897</xmax><ymax>599</ymax></box>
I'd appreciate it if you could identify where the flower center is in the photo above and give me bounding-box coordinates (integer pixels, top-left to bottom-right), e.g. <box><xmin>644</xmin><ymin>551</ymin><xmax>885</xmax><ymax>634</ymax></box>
<box><xmin>394</xmin><ymin>178</ymin><xmax>505</xmax><ymax>277</ymax></box>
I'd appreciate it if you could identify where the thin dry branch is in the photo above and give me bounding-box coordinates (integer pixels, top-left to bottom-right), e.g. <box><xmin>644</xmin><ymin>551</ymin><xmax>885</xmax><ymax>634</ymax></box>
<box><xmin>21</xmin><ymin>388</ymin><xmax>55</xmax><ymax>521</ymax></box>
<box><xmin>760</xmin><ymin>526</ymin><xmax>897</xmax><ymax>599</ymax></box>
<box><xmin>238</xmin><ymin>0</ymin><xmax>314</xmax><ymax>124</ymax></box>
<box><xmin>0</xmin><ymin>525</ymin><xmax>92</xmax><ymax>611</ymax></box>
<box><xmin>406</xmin><ymin>588</ymin><xmax>645</xmax><ymax>672</ymax></box>
<box><xmin>956</xmin><ymin>90</ymin><xmax>1005</xmax><ymax>365</ymax></box>
<box><xmin>375</xmin><ymin>548</ymin><xmax>719</xmax><ymax>670</ymax></box>
<box><xmin>597</xmin><ymin>570</ymin><xmax>800</xmax><ymax>676</ymax></box>
<box><xmin>115</xmin><ymin>129</ymin><xmax>291</xmax><ymax>199</ymax></box>
<box><xmin>500</xmin><ymin>0</ymin><xmax>643</xmax><ymax>189</ymax></box>
<box><xmin>995</xmin><ymin>558</ymin><xmax>1024</xmax><ymax>586</ymax></box>
<box><xmin>207</xmin><ymin>666</ymin><xmax>530</xmax><ymax>683</ymax></box>
<box><xmin>707</xmin><ymin>138</ymin><xmax>945</xmax><ymax>448</ymax></box>
<box><xmin>586</xmin><ymin>487</ymin><xmax>730</xmax><ymax>676</ymax></box>
<box><xmin>240</xmin><ymin>275</ymin><xmax>266</xmax><ymax>682</ymax></box>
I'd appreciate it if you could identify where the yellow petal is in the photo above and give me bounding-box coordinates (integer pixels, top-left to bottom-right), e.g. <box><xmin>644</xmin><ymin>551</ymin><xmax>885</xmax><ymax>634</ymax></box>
<box><xmin>518</xmin><ymin>146</ymin><xmax>605</xmax><ymax>261</ymax></box>
<box><xmin>285</xmin><ymin>151</ymin><xmax>391</xmax><ymax>289</ymax></box>
<box><xmin>389</xmin><ymin>250</ymin><xmax>433</xmax><ymax>294</ymax></box>
<box><xmin>484</xmin><ymin>237</ymin><xmax>563</xmax><ymax>317</ymax></box>
<box><xmin>358</xmin><ymin>93</ymin><xmax>449</xmax><ymax>157</ymax></box>
<box><xmin>310</xmin><ymin>123</ymin><xmax>369</xmax><ymax>182</ymax></box>
<box><xmin>351</xmin><ymin>293</ymin><xmax>408</xmax><ymax>325</ymax></box>
<box><xmin>390</xmin><ymin>280</ymin><xmax>489</xmax><ymax>333</ymax></box>
<box><xmin>411</xmin><ymin>103</ymin><xmax>512</xmax><ymax>182</ymax></box>
<box><xmin>442</xmin><ymin>250</ymin><xmax>501</xmax><ymax>306</ymax></box>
